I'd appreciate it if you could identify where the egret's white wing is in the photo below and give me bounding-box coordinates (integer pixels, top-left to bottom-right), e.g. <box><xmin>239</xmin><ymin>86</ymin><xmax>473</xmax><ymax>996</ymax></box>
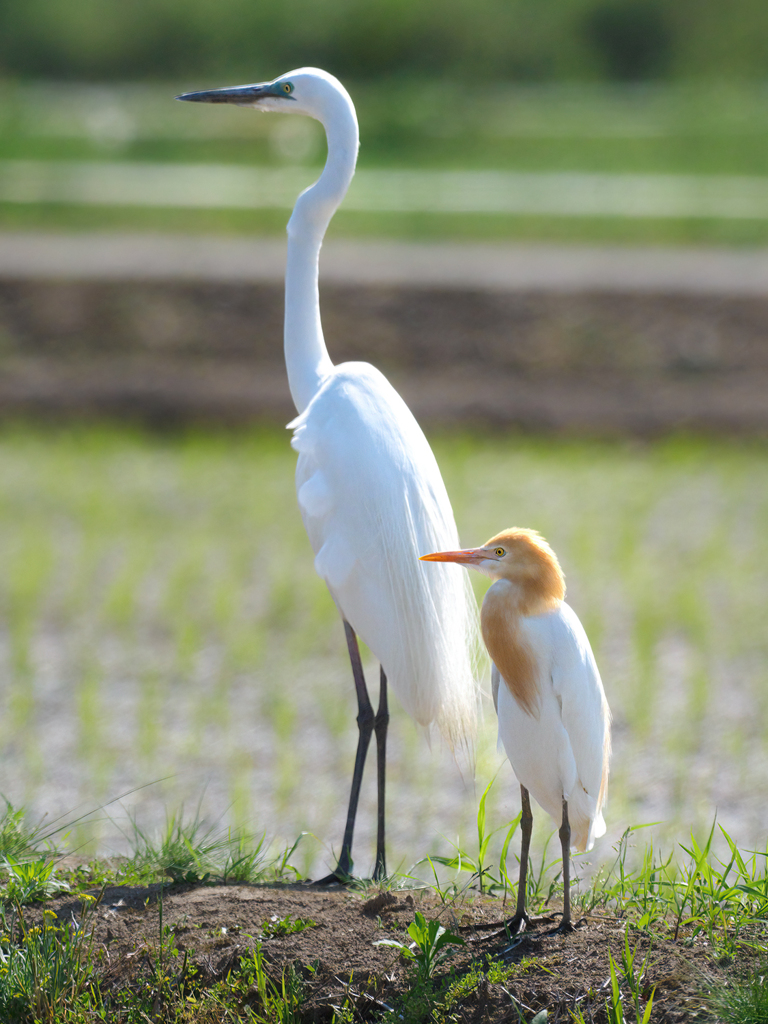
<box><xmin>290</xmin><ymin>361</ymin><xmax>479</xmax><ymax>746</ymax></box>
<box><xmin>547</xmin><ymin>602</ymin><xmax>611</xmax><ymax>848</ymax></box>
<box><xmin>495</xmin><ymin>603</ymin><xmax>610</xmax><ymax>851</ymax></box>
<box><xmin>549</xmin><ymin>605</ymin><xmax>610</xmax><ymax>798</ymax></box>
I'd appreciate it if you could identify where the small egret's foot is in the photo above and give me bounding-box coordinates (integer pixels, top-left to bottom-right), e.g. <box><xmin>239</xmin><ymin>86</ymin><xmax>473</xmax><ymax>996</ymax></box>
<box><xmin>546</xmin><ymin>915</ymin><xmax>575</xmax><ymax>935</ymax></box>
<box><xmin>551</xmin><ymin>798</ymin><xmax>575</xmax><ymax>936</ymax></box>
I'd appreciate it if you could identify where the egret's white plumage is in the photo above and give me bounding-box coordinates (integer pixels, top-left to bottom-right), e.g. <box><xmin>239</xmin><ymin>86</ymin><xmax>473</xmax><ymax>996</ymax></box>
<box><xmin>422</xmin><ymin>527</ymin><xmax>610</xmax><ymax>930</ymax></box>
<box><xmin>491</xmin><ymin>601</ymin><xmax>608</xmax><ymax>852</ymax></box>
<box><xmin>178</xmin><ymin>68</ymin><xmax>477</xmax><ymax>879</ymax></box>
<box><xmin>290</xmin><ymin>364</ymin><xmax>477</xmax><ymax>742</ymax></box>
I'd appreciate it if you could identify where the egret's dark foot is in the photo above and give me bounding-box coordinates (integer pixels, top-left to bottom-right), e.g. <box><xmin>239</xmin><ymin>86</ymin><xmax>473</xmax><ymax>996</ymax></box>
<box><xmin>503</xmin><ymin>913</ymin><xmax>530</xmax><ymax>935</ymax></box>
<box><xmin>311</xmin><ymin>860</ymin><xmax>354</xmax><ymax>884</ymax></box>
<box><xmin>312</xmin><ymin>867</ymin><xmax>354</xmax><ymax>887</ymax></box>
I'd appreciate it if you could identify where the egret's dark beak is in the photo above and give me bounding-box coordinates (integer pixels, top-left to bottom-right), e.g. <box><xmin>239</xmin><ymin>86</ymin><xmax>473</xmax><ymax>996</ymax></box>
<box><xmin>175</xmin><ymin>83</ymin><xmax>272</xmax><ymax>105</ymax></box>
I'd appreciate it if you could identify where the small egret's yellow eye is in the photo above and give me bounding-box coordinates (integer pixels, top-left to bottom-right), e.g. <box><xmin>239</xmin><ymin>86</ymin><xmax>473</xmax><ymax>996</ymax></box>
<box><xmin>282</xmin><ymin>82</ymin><xmax>293</xmax><ymax>94</ymax></box>
<box><xmin>494</xmin><ymin>547</ymin><xmax>505</xmax><ymax>557</ymax></box>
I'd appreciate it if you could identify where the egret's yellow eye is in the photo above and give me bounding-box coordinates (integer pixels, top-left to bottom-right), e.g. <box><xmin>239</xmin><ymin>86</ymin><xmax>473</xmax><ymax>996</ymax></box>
<box><xmin>282</xmin><ymin>82</ymin><xmax>293</xmax><ymax>94</ymax></box>
<box><xmin>494</xmin><ymin>547</ymin><xmax>505</xmax><ymax>557</ymax></box>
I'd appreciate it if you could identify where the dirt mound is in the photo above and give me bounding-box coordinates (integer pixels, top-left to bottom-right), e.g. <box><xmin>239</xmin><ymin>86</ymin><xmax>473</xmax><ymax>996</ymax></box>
<box><xmin>30</xmin><ymin>881</ymin><xmax>718</xmax><ymax>1021</ymax></box>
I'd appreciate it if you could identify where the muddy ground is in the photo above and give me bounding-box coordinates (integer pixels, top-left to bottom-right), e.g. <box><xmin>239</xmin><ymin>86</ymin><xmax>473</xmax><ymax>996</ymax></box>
<box><xmin>3</xmin><ymin>279</ymin><xmax>768</xmax><ymax>431</ymax></box>
<box><xmin>28</xmin><ymin>880</ymin><xmax>729</xmax><ymax>1022</ymax></box>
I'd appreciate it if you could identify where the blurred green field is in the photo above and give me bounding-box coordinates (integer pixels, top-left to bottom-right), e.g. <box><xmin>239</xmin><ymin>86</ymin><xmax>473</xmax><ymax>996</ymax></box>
<box><xmin>4</xmin><ymin>80</ymin><xmax>768</xmax><ymax>244</ymax></box>
<box><xmin>0</xmin><ymin>0</ymin><xmax>766</xmax><ymax>83</ymax></box>
<box><xmin>1</xmin><ymin>423</ymin><xmax>766</xmax><ymax>875</ymax></box>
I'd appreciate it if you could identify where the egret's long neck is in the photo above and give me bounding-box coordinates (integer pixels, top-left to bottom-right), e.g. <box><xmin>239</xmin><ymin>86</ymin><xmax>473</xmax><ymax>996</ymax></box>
<box><xmin>284</xmin><ymin>95</ymin><xmax>359</xmax><ymax>413</ymax></box>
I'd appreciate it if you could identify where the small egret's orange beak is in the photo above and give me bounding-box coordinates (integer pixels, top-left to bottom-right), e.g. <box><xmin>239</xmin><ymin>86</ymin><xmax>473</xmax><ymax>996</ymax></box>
<box><xmin>420</xmin><ymin>547</ymin><xmax>486</xmax><ymax>565</ymax></box>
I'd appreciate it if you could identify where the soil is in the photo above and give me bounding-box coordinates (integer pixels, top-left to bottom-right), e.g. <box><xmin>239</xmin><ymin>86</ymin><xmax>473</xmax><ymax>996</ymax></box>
<box><xmin>28</xmin><ymin>880</ymin><xmax>727</xmax><ymax>1022</ymax></box>
<box><xmin>4</xmin><ymin>278</ymin><xmax>768</xmax><ymax>432</ymax></box>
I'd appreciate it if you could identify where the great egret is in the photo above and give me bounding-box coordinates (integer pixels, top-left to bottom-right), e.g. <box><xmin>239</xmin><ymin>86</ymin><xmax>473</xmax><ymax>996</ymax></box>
<box><xmin>421</xmin><ymin>528</ymin><xmax>611</xmax><ymax>931</ymax></box>
<box><xmin>177</xmin><ymin>69</ymin><xmax>477</xmax><ymax>882</ymax></box>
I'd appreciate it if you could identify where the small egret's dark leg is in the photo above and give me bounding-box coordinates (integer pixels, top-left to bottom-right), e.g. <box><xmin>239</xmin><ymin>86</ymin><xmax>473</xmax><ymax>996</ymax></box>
<box><xmin>373</xmin><ymin>667</ymin><xmax>389</xmax><ymax>881</ymax></box>
<box><xmin>314</xmin><ymin>620</ymin><xmax>374</xmax><ymax>885</ymax></box>
<box><xmin>506</xmin><ymin>785</ymin><xmax>533</xmax><ymax>933</ymax></box>
<box><xmin>548</xmin><ymin>799</ymin><xmax>574</xmax><ymax>933</ymax></box>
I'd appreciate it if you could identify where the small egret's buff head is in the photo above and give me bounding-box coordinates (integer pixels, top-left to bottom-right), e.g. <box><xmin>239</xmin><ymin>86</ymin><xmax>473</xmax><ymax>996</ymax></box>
<box><xmin>176</xmin><ymin>68</ymin><xmax>351</xmax><ymax>123</ymax></box>
<box><xmin>421</xmin><ymin>527</ymin><xmax>565</xmax><ymax>615</ymax></box>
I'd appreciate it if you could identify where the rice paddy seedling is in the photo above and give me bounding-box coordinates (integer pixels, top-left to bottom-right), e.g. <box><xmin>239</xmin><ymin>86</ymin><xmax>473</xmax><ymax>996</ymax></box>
<box><xmin>2</xmin><ymin>427</ymin><xmax>768</xmax><ymax>873</ymax></box>
<box><xmin>474</xmin><ymin>777</ymin><xmax>503</xmax><ymax>895</ymax></box>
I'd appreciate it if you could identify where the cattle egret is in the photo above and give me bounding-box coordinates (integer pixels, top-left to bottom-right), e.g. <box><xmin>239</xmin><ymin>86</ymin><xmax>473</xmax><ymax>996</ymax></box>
<box><xmin>177</xmin><ymin>69</ymin><xmax>477</xmax><ymax>882</ymax></box>
<box><xmin>421</xmin><ymin>528</ymin><xmax>611</xmax><ymax>931</ymax></box>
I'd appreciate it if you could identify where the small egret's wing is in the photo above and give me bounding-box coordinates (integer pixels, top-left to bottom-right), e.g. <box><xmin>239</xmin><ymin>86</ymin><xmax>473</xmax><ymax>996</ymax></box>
<box><xmin>549</xmin><ymin>603</ymin><xmax>611</xmax><ymax>849</ymax></box>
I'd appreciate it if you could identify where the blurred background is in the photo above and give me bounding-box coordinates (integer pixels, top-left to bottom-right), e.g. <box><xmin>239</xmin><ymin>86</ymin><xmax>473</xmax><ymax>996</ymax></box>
<box><xmin>1</xmin><ymin>0</ymin><xmax>768</xmax><ymax>878</ymax></box>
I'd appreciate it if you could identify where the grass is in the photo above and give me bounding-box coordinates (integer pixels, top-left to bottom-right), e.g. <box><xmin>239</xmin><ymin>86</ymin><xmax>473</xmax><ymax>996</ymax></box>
<box><xmin>0</xmin><ymin>804</ymin><xmax>46</xmax><ymax>863</ymax></box>
<box><xmin>414</xmin><ymin>785</ymin><xmax>768</xmax><ymax>962</ymax></box>
<box><xmin>120</xmin><ymin>810</ymin><xmax>264</xmax><ymax>886</ymax></box>
<box><xmin>1</xmin><ymin>796</ymin><xmax>767</xmax><ymax>1021</ymax></box>
<box><xmin>0</xmin><ymin>898</ymin><xmax>100</xmax><ymax>1023</ymax></box>
<box><xmin>708</xmin><ymin>971</ymin><xmax>768</xmax><ymax>1024</ymax></box>
<box><xmin>5</xmin><ymin>79</ymin><xmax>768</xmax><ymax>244</ymax></box>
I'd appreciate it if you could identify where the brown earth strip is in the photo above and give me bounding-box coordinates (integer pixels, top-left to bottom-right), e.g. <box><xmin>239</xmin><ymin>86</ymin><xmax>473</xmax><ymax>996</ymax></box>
<box><xmin>2</xmin><ymin>278</ymin><xmax>768</xmax><ymax>431</ymax></box>
<box><xmin>26</xmin><ymin>882</ymin><xmax>721</xmax><ymax>1022</ymax></box>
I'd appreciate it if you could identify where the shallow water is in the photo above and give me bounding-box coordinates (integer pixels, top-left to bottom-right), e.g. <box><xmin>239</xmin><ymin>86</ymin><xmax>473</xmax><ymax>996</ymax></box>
<box><xmin>1</xmin><ymin>427</ymin><xmax>767</xmax><ymax>876</ymax></box>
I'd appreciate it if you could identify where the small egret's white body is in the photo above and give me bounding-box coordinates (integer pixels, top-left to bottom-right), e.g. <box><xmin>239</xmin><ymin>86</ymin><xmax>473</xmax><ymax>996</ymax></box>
<box><xmin>490</xmin><ymin>599</ymin><xmax>607</xmax><ymax>852</ymax></box>
<box><xmin>179</xmin><ymin>68</ymin><xmax>477</xmax><ymax>880</ymax></box>
<box><xmin>422</xmin><ymin>528</ymin><xmax>610</xmax><ymax>931</ymax></box>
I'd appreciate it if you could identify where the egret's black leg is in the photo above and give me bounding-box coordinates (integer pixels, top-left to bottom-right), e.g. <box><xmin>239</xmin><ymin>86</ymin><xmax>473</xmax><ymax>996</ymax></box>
<box><xmin>314</xmin><ymin>620</ymin><xmax>374</xmax><ymax>885</ymax></box>
<box><xmin>373</xmin><ymin>668</ymin><xmax>389</xmax><ymax>881</ymax></box>
<box><xmin>506</xmin><ymin>785</ymin><xmax>533</xmax><ymax>933</ymax></box>
<box><xmin>551</xmin><ymin>799</ymin><xmax>574</xmax><ymax>933</ymax></box>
